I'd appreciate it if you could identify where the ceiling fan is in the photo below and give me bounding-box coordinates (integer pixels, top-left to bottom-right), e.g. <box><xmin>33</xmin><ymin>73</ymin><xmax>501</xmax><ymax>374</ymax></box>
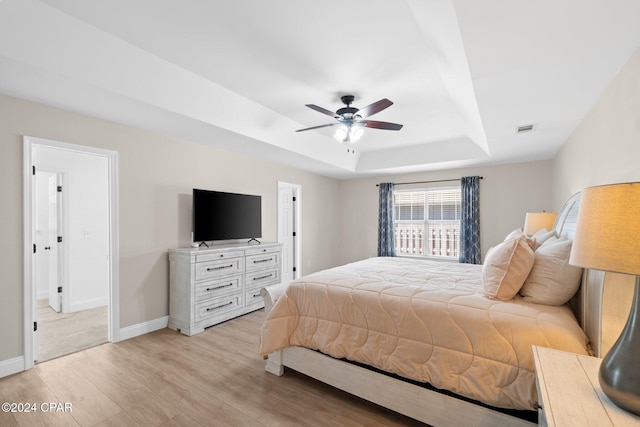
<box><xmin>296</xmin><ymin>95</ymin><xmax>403</xmax><ymax>143</ymax></box>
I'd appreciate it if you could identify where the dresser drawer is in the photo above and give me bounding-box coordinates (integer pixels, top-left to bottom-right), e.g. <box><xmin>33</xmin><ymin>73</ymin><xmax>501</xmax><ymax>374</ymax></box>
<box><xmin>194</xmin><ymin>295</ymin><xmax>242</xmax><ymax>322</ymax></box>
<box><xmin>535</xmin><ymin>377</ymin><xmax>547</xmax><ymax>426</ymax></box>
<box><xmin>246</xmin><ymin>268</ymin><xmax>280</xmax><ymax>289</ymax></box>
<box><xmin>196</xmin><ymin>250</ymin><xmax>244</xmax><ymax>263</ymax></box>
<box><xmin>195</xmin><ymin>276</ymin><xmax>242</xmax><ymax>302</ymax></box>
<box><xmin>195</xmin><ymin>257</ymin><xmax>244</xmax><ymax>281</ymax></box>
<box><xmin>246</xmin><ymin>252</ymin><xmax>279</xmax><ymax>272</ymax></box>
<box><xmin>245</xmin><ymin>288</ymin><xmax>265</xmax><ymax>309</ymax></box>
<box><xmin>245</xmin><ymin>246</ymin><xmax>279</xmax><ymax>256</ymax></box>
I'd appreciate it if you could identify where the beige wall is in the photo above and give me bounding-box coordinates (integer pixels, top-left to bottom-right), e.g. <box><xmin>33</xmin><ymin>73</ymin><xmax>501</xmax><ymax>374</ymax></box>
<box><xmin>0</xmin><ymin>93</ymin><xmax>342</xmax><ymax>362</ymax></box>
<box><xmin>3</xmin><ymin>46</ymin><xmax>638</xmax><ymax>365</ymax></box>
<box><xmin>337</xmin><ymin>160</ymin><xmax>553</xmax><ymax>264</ymax></box>
<box><xmin>552</xmin><ymin>46</ymin><xmax>640</xmax><ymax>205</ymax></box>
<box><xmin>551</xmin><ymin>47</ymin><xmax>640</xmax><ymax>352</ymax></box>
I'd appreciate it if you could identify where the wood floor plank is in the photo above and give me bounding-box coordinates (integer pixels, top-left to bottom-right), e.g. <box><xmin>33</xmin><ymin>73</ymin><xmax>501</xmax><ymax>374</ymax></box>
<box><xmin>37</xmin><ymin>299</ymin><xmax>108</xmax><ymax>363</ymax></box>
<box><xmin>0</xmin><ymin>367</ymin><xmax>80</xmax><ymax>427</ymax></box>
<box><xmin>92</xmin><ymin>410</ymin><xmax>142</xmax><ymax>427</ymax></box>
<box><xmin>69</xmin><ymin>349</ymin><xmax>185</xmax><ymax>425</ymax></box>
<box><xmin>33</xmin><ymin>356</ymin><xmax>122</xmax><ymax>425</ymax></box>
<box><xmin>0</xmin><ymin>309</ymin><xmax>426</xmax><ymax>426</ymax></box>
<box><xmin>0</xmin><ymin>390</ymin><xmax>19</xmax><ymax>427</ymax></box>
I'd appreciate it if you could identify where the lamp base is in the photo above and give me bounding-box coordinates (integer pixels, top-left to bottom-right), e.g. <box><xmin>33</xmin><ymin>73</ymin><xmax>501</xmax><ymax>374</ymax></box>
<box><xmin>599</xmin><ymin>278</ymin><xmax>640</xmax><ymax>416</ymax></box>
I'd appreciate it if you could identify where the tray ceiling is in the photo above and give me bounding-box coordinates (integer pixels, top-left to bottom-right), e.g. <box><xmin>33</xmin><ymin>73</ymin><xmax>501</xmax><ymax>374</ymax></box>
<box><xmin>1</xmin><ymin>0</ymin><xmax>639</xmax><ymax>178</ymax></box>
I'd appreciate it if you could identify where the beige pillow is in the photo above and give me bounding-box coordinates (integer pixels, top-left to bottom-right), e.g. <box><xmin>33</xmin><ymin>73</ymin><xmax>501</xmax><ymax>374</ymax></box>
<box><xmin>519</xmin><ymin>237</ymin><xmax>583</xmax><ymax>305</ymax></box>
<box><xmin>483</xmin><ymin>235</ymin><xmax>535</xmax><ymax>300</ymax></box>
<box><xmin>504</xmin><ymin>228</ymin><xmax>537</xmax><ymax>250</ymax></box>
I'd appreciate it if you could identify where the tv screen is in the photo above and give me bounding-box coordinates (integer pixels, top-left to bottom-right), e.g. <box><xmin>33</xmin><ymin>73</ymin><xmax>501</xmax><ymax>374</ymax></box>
<box><xmin>193</xmin><ymin>189</ymin><xmax>262</xmax><ymax>242</ymax></box>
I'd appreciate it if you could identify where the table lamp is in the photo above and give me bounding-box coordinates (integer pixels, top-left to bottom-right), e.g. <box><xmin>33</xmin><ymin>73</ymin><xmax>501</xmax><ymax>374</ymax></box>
<box><xmin>569</xmin><ymin>182</ymin><xmax>640</xmax><ymax>415</ymax></box>
<box><xmin>523</xmin><ymin>211</ymin><xmax>557</xmax><ymax>235</ymax></box>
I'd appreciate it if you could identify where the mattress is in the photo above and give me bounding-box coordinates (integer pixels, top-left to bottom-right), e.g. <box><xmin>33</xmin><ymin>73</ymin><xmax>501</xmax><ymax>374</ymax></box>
<box><xmin>259</xmin><ymin>257</ymin><xmax>590</xmax><ymax>410</ymax></box>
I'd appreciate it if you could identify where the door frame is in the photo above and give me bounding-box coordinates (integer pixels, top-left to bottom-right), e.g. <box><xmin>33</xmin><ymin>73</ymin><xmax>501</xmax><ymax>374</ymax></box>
<box><xmin>22</xmin><ymin>136</ymin><xmax>120</xmax><ymax>370</ymax></box>
<box><xmin>277</xmin><ymin>181</ymin><xmax>301</xmax><ymax>280</ymax></box>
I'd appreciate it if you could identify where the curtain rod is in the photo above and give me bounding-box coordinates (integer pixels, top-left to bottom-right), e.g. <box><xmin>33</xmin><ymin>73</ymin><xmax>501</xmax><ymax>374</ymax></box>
<box><xmin>376</xmin><ymin>177</ymin><xmax>483</xmax><ymax>187</ymax></box>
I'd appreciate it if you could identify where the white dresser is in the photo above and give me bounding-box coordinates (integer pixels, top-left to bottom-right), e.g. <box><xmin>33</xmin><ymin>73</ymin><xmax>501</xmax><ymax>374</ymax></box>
<box><xmin>168</xmin><ymin>242</ymin><xmax>282</xmax><ymax>336</ymax></box>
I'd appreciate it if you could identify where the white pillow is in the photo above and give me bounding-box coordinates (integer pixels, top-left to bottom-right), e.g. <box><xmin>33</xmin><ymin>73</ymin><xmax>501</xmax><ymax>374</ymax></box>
<box><xmin>483</xmin><ymin>235</ymin><xmax>535</xmax><ymax>301</ymax></box>
<box><xmin>519</xmin><ymin>237</ymin><xmax>583</xmax><ymax>305</ymax></box>
<box><xmin>532</xmin><ymin>228</ymin><xmax>556</xmax><ymax>249</ymax></box>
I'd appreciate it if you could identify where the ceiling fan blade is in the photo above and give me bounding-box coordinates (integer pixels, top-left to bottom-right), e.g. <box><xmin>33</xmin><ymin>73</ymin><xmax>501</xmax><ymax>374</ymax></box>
<box><xmin>305</xmin><ymin>104</ymin><xmax>339</xmax><ymax>118</ymax></box>
<box><xmin>295</xmin><ymin>123</ymin><xmax>338</xmax><ymax>132</ymax></box>
<box><xmin>357</xmin><ymin>98</ymin><xmax>393</xmax><ymax>118</ymax></box>
<box><xmin>361</xmin><ymin>120</ymin><xmax>403</xmax><ymax>131</ymax></box>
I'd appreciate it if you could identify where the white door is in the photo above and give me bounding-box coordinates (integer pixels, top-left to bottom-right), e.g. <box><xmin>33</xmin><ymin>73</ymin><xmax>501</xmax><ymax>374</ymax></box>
<box><xmin>47</xmin><ymin>174</ymin><xmax>62</xmax><ymax>313</ymax></box>
<box><xmin>278</xmin><ymin>182</ymin><xmax>299</xmax><ymax>281</ymax></box>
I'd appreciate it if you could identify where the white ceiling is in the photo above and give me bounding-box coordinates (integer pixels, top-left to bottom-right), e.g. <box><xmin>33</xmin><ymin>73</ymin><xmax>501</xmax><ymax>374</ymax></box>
<box><xmin>1</xmin><ymin>0</ymin><xmax>639</xmax><ymax>179</ymax></box>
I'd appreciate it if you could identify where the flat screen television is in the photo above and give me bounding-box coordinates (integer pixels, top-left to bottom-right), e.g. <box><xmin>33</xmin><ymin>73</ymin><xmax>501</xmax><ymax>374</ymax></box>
<box><xmin>192</xmin><ymin>189</ymin><xmax>262</xmax><ymax>242</ymax></box>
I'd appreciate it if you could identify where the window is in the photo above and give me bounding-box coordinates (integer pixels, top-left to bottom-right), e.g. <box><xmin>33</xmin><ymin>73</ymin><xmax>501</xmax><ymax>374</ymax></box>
<box><xmin>394</xmin><ymin>188</ymin><xmax>461</xmax><ymax>258</ymax></box>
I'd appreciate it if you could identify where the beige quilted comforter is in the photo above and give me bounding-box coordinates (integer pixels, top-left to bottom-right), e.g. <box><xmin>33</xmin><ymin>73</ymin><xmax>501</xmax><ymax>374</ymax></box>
<box><xmin>259</xmin><ymin>257</ymin><xmax>590</xmax><ymax>410</ymax></box>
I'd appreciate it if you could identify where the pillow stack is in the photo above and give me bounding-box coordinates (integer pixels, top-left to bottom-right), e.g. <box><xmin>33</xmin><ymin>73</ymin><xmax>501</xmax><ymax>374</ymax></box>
<box><xmin>482</xmin><ymin>228</ymin><xmax>583</xmax><ymax>305</ymax></box>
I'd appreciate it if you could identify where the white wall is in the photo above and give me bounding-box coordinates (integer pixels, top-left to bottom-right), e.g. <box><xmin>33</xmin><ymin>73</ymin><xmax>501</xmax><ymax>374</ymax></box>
<box><xmin>34</xmin><ymin>145</ymin><xmax>110</xmax><ymax>313</ymax></box>
<box><xmin>552</xmin><ymin>46</ymin><xmax>640</xmax><ymax>205</ymax></box>
<box><xmin>337</xmin><ymin>160</ymin><xmax>553</xmax><ymax>264</ymax></box>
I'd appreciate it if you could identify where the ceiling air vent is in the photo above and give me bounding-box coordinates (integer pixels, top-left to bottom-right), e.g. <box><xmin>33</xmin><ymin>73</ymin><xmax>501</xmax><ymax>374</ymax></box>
<box><xmin>516</xmin><ymin>123</ymin><xmax>537</xmax><ymax>134</ymax></box>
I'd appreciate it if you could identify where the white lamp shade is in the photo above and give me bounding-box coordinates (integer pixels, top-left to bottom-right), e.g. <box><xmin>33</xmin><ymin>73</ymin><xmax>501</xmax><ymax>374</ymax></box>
<box><xmin>523</xmin><ymin>212</ymin><xmax>557</xmax><ymax>235</ymax></box>
<box><xmin>569</xmin><ymin>182</ymin><xmax>640</xmax><ymax>275</ymax></box>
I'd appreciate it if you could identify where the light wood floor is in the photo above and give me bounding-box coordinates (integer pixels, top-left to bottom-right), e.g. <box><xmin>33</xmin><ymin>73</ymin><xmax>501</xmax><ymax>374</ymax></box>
<box><xmin>37</xmin><ymin>299</ymin><xmax>108</xmax><ymax>363</ymax></box>
<box><xmin>0</xmin><ymin>309</ymin><xmax>426</xmax><ymax>426</ymax></box>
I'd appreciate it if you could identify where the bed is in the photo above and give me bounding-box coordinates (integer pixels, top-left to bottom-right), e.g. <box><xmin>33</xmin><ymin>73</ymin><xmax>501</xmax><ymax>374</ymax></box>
<box><xmin>259</xmin><ymin>192</ymin><xmax>605</xmax><ymax>426</ymax></box>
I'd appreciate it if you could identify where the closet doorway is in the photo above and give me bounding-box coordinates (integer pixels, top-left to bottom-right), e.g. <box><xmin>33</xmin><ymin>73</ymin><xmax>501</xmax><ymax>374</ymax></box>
<box><xmin>23</xmin><ymin>137</ymin><xmax>120</xmax><ymax>368</ymax></box>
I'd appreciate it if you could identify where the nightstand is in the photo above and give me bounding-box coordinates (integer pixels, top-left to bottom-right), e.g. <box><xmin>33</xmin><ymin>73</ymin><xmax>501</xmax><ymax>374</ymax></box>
<box><xmin>533</xmin><ymin>346</ymin><xmax>640</xmax><ymax>426</ymax></box>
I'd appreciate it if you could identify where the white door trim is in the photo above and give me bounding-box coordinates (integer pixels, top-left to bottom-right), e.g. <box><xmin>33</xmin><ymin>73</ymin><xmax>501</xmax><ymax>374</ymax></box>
<box><xmin>277</xmin><ymin>181</ymin><xmax>301</xmax><ymax>280</ymax></box>
<box><xmin>23</xmin><ymin>136</ymin><xmax>120</xmax><ymax>370</ymax></box>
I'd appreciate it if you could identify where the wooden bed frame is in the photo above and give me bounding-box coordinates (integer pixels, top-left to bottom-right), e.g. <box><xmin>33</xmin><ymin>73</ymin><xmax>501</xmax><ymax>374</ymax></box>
<box><xmin>260</xmin><ymin>192</ymin><xmax>607</xmax><ymax>427</ymax></box>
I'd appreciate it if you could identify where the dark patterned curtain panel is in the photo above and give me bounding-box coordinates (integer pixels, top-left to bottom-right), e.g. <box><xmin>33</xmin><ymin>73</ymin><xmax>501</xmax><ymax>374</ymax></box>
<box><xmin>377</xmin><ymin>182</ymin><xmax>397</xmax><ymax>257</ymax></box>
<box><xmin>459</xmin><ymin>176</ymin><xmax>481</xmax><ymax>264</ymax></box>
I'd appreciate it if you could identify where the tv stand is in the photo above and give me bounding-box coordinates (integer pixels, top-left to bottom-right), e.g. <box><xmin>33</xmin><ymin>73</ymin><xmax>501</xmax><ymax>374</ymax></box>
<box><xmin>247</xmin><ymin>238</ymin><xmax>261</xmax><ymax>244</ymax></box>
<box><xmin>168</xmin><ymin>241</ymin><xmax>282</xmax><ymax>336</ymax></box>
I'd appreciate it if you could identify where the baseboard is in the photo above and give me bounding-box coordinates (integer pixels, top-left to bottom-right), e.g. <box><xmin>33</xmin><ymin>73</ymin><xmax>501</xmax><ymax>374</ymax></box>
<box><xmin>118</xmin><ymin>315</ymin><xmax>169</xmax><ymax>342</ymax></box>
<box><xmin>0</xmin><ymin>356</ymin><xmax>25</xmax><ymax>379</ymax></box>
<box><xmin>66</xmin><ymin>297</ymin><xmax>108</xmax><ymax>313</ymax></box>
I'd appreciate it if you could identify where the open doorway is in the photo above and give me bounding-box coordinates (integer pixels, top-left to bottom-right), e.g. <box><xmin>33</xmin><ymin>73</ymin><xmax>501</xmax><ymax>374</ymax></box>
<box><xmin>23</xmin><ymin>137</ymin><xmax>119</xmax><ymax>368</ymax></box>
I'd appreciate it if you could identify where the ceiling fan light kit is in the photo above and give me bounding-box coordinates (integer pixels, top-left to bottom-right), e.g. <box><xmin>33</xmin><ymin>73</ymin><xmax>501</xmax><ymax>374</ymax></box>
<box><xmin>334</xmin><ymin>124</ymin><xmax>364</xmax><ymax>143</ymax></box>
<box><xmin>296</xmin><ymin>95</ymin><xmax>403</xmax><ymax>143</ymax></box>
